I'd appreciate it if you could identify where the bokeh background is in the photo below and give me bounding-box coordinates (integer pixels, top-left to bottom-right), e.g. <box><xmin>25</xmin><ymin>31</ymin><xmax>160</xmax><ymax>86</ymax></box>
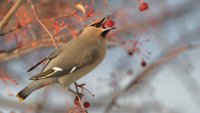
<box><xmin>0</xmin><ymin>0</ymin><xmax>200</xmax><ymax>113</ymax></box>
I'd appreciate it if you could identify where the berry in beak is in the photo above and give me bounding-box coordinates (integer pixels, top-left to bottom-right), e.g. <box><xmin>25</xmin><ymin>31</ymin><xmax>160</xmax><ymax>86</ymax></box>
<box><xmin>101</xmin><ymin>15</ymin><xmax>116</xmax><ymax>37</ymax></box>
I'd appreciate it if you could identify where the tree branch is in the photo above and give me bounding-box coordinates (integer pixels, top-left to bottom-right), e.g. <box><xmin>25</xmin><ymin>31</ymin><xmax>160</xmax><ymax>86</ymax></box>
<box><xmin>0</xmin><ymin>35</ymin><xmax>70</xmax><ymax>62</ymax></box>
<box><xmin>104</xmin><ymin>43</ymin><xmax>200</xmax><ymax>113</ymax></box>
<box><xmin>0</xmin><ymin>0</ymin><xmax>25</xmax><ymax>31</ymax></box>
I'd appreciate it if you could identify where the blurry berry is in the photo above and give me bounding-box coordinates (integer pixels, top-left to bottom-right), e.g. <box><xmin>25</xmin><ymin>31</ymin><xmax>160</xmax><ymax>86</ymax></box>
<box><xmin>105</xmin><ymin>19</ymin><xmax>115</xmax><ymax>27</ymax></box>
<box><xmin>74</xmin><ymin>96</ymin><xmax>79</xmax><ymax>105</ymax></box>
<box><xmin>128</xmin><ymin>50</ymin><xmax>134</xmax><ymax>56</ymax></box>
<box><xmin>139</xmin><ymin>2</ymin><xmax>149</xmax><ymax>12</ymax></box>
<box><xmin>87</xmin><ymin>7</ymin><xmax>94</xmax><ymax>17</ymax></box>
<box><xmin>141</xmin><ymin>60</ymin><xmax>147</xmax><ymax>67</ymax></box>
<box><xmin>102</xmin><ymin>23</ymin><xmax>106</xmax><ymax>29</ymax></box>
<box><xmin>84</xmin><ymin>101</ymin><xmax>91</xmax><ymax>108</ymax></box>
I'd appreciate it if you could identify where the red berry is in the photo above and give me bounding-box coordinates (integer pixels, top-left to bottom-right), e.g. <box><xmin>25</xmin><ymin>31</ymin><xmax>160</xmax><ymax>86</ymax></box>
<box><xmin>105</xmin><ymin>19</ymin><xmax>115</xmax><ymax>27</ymax></box>
<box><xmin>102</xmin><ymin>23</ymin><xmax>106</xmax><ymax>29</ymax></box>
<box><xmin>74</xmin><ymin>100</ymin><xmax>79</xmax><ymax>105</ymax></box>
<box><xmin>139</xmin><ymin>2</ymin><xmax>149</xmax><ymax>12</ymax></box>
<box><xmin>84</xmin><ymin>101</ymin><xmax>91</xmax><ymax>108</ymax></box>
<box><xmin>74</xmin><ymin>96</ymin><xmax>79</xmax><ymax>105</ymax></box>
<box><xmin>141</xmin><ymin>60</ymin><xmax>147</xmax><ymax>67</ymax></box>
<box><xmin>128</xmin><ymin>50</ymin><xmax>134</xmax><ymax>56</ymax></box>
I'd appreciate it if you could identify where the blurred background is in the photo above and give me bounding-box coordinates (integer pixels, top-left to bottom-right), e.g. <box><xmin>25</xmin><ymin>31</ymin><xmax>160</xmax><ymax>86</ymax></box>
<box><xmin>0</xmin><ymin>0</ymin><xmax>200</xmax><ymax>113</ymax></box>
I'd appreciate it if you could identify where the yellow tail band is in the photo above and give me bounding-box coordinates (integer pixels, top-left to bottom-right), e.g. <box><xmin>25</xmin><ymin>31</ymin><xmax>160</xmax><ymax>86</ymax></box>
<box><xmin>16</xmin><ymin>94</ymin><xmax>24</xmax><ymax>102</ymax></box>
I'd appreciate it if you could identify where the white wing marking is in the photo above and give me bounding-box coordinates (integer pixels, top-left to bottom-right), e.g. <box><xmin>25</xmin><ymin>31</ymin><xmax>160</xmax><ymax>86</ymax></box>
<box><xmin>70</xmin><ymin>67</ymin><xmax>77</xmax><ymax>73</ymax></box>
<box><xmin>40</xmin><ymin>67</ymin><xmax>63</xmax><ymax>79</ymax></box>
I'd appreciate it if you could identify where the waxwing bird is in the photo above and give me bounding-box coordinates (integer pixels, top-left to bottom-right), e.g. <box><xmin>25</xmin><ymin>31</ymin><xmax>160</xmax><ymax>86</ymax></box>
<box><xmin>16</xmin><ymin>16</ymin><xmax>116</xmax><ymax>101</ymax></box>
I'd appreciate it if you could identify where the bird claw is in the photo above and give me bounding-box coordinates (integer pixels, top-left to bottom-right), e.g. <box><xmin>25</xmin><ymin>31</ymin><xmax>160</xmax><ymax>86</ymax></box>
<box><xmin>77</xmin><ymin>92</ymin><xmax>83</xmax><ymax>99</ymax></box>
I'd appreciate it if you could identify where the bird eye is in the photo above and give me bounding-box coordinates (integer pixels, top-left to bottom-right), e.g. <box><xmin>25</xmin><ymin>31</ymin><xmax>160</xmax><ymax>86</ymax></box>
<box><xmin>90</xmin><ymin>18</ymin><xmax>106</xmax><ymax>28</ymax></box>
<box><xmin>90</xmin><ymin>23</ymin><xmax>99</xmax><ymax>28</ymax></box>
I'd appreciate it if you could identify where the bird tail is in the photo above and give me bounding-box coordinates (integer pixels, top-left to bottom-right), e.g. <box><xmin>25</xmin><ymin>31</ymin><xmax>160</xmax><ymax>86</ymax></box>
<box><xmin>16</xmin><ymin>78</ymin><xmax>57</xmax><ymax>102</ymax></box>
<box><xmin>16</xmin><ymin>87</ymin><xmax>32</xmax><ymax>102</ymax></box>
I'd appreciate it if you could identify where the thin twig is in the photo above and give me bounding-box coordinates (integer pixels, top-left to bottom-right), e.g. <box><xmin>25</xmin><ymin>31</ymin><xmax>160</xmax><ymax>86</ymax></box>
<box><xmin>0</xmin><ymin>27</ymin><xmax>17</xmax><ymax>36</ymax></box>
<box><xmin>28</xmin><ymin>0</ymin><xmax>58</xmax><ymax>49</ymax></box>
<box><xmin>0</xmin><ymin>0</ymin><xmax>25</xmax><ymax>31</ymax></box>
<box><xmin>78</xmin><ymin>96</ymin><xmax>86</xmax><ymax>112</ymax></box>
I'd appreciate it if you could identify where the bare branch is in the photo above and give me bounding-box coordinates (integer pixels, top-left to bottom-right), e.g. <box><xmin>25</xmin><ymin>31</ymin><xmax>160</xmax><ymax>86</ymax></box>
<box><xmin>0</xmin><ymin>35</ymin><xmax>70</xmax><ymax>62</ymax></box>
<box><xmin>0</xmin><ymin>0</ymin><xmax>25</xmax><ymax>31</ymax></box>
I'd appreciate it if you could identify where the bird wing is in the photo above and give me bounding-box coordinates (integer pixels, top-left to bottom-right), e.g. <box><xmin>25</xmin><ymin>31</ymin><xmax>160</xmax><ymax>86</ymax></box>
<box><xmin>29</xmin><ymin>66</ymin><xmax>77</xmax><ymax>80</ymax></box>
<box><xmin>29</xmin><ymin>46</ymin><xmax>100</xmax><ymax>80</ymax></box>
<box><xmin>27</xmin><ymin>48</ymin><xmax>62</xmax><ymax>72</ymax></box>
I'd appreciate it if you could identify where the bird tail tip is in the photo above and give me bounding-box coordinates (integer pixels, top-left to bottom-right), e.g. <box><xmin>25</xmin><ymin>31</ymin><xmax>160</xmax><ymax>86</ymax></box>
<box><xmin>16</xmin><ymin>93</ymin><xmax>25</xmax><ymax>102</ymax></box>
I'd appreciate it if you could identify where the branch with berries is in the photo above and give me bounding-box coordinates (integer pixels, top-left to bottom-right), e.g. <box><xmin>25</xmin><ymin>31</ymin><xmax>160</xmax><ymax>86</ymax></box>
<box><xmin>104</xmin><ymin>42</ymin><xmax>200</xmax><ymax>113</ymax></box>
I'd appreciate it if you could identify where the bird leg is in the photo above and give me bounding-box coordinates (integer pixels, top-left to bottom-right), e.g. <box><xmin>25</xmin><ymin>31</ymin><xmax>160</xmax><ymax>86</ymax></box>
<box><xmin>68</xmin><ymin>87</ymin><xmax>83</xmax><ymax>99</ymax></box>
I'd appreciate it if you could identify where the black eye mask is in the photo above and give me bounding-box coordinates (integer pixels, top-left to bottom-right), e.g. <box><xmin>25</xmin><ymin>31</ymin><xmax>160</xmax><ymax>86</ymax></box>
<box><xmin>90</xmin><ymin>18</ymin><xmax>106</xmax><ymax>28</ymax></box>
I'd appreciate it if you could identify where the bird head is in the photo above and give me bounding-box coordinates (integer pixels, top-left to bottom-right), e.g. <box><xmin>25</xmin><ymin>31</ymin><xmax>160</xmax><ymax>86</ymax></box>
<box><xmin>81</xmin><ymin>16</ymin><xmax>116</xmax><ymax>38</ymax></box>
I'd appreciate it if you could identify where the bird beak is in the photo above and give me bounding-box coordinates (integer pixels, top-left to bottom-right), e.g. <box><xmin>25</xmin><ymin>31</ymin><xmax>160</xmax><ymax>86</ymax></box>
<box><xmin>100</xmin><ymin>15</ymin><xmax>110</xmax><ymax>28</ymax></box>
<box><xmin>101</xmin><ymin>15</ymin><xmax>116</xmax><ymax>37</ymax></box>
<box><xmin>99</xmin><ymin>17</ymin><xmax>106</xmax><ymax>27</ymax></box>
<box><xmin>101</xmin><ymin>27</ymin><xmax>116</xmax><ymax>37</ymax></box>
